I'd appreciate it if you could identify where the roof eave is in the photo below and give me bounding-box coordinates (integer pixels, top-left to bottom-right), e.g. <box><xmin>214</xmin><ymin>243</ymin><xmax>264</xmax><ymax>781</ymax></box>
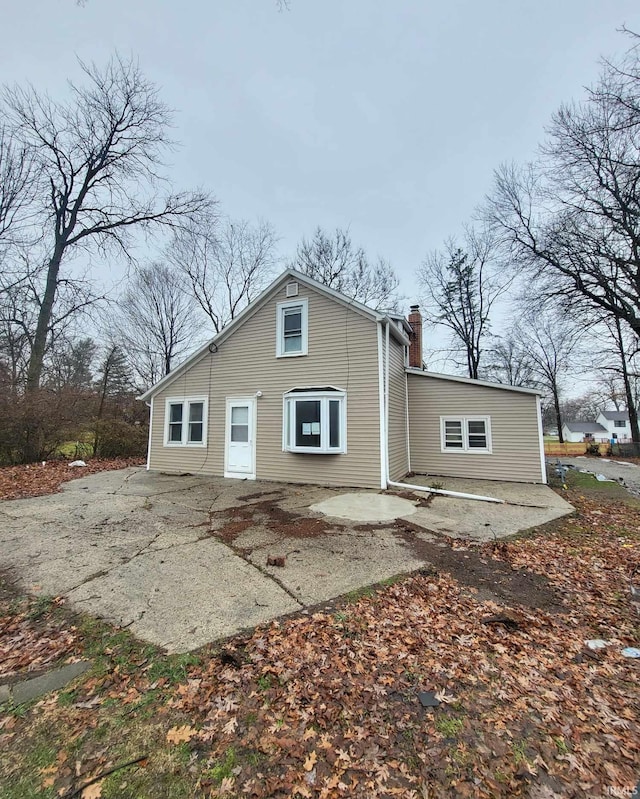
<box><xmin>405</xmin><ymin>367</ymin><xmax>542</xmax><ymax>396</ymax></box>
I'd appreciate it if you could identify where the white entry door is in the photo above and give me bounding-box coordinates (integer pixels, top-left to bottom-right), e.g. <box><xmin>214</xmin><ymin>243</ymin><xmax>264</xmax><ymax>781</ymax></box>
<box><xmin>225</xmin><ymin>398</ymin><xmax>256</xmax><ymax>479</ymax></box>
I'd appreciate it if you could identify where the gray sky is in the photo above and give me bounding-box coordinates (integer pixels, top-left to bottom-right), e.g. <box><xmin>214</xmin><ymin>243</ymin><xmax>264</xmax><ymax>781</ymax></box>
<box><xmin>3</xmin><ymin>1</ymin><xmax>640</xmax><ymax>349</ymax></box>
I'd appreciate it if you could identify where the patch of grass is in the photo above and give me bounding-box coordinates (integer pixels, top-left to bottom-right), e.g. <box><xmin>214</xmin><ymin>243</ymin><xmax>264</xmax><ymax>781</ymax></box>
<box><xmin>257</xmin><ymin>674</ymin><xmax>272</xmax><ymax>692</ymax></box>
<box><xmin>333</xmin><ymin>611</ymin><xmax>349</xmax><ymax>623</ymax></box>
<box><xmin>206</xmin><ymin>747</ymin><xmax>238</xmax><ymax>786</ymax></box>
<box><xmin>430</xmin><ymin>481</ymin><xmax>444</xmax><ymax>491</ymax></box>
<box><xmin>345</xmin><ymin>586</ymin><xmax>375</xmax><ymax>603</ymax></box>
<box><xmin>27</xmin><ymin>595</ymin><xmax>56</xmax><ymax>621</ymax></box>
<box><xmin>512</xmin><ymin>739</ymin><xmax>528</xmax><ymax>764</ymax></box>
<box><xmin>565</xmin><ymin>470</ymin><xmax>630</xmax><ymax>498</ymax></box>
<box><xmin>434</xmin><ymin>716</ymin><xmax>464</xmax><ymax>738</ymax></box>
<box><xmin>554</xmin><ymin>736</ymin><xmax>569</xmax><ymax>755</ymax></box>
<box><xmin>147</xmin><ymin>653</ymin><xmax>201</xmax><ymax>685</ymax></box>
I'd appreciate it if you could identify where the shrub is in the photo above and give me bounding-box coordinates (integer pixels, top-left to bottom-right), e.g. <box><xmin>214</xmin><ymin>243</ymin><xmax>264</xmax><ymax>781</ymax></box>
<box><xmin>585</xmin><ymin>442</ymin><xmax>601</xmax><ymax>456</ymax></box>
<box><xmin>93</xmin><ymin>419</ymin><xmax>148</xmax><ymax>458</ymax></box>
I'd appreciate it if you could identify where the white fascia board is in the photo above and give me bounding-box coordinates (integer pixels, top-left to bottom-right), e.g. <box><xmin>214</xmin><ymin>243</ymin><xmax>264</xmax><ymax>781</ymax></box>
<box><xmin>405</xmin><ymin>368</ymin><xmax>542</xmax><ymax>396</ymax></box>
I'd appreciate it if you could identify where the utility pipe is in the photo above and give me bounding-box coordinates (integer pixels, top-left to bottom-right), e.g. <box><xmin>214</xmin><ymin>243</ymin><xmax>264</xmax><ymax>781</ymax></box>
<box><xmin>387</xmin><ymin>479</ymin><xmax>505</xmax><ymax>504</ymax></box>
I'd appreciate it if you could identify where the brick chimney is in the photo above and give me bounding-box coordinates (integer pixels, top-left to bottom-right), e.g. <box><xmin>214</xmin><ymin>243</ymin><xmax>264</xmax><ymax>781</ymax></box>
<box><xmin>407</xmin><ymin>305</ymin><xmax>423</xmax><ymax>369</ymax></box>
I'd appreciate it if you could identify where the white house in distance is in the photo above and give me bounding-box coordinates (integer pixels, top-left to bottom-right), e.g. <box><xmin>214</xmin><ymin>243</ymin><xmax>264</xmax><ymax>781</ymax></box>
<box><xmin>562</xmin><ymin>411</ymin><xmax>631</xmax><ymax>443</ymax></box>
<box><xmin>596</xmin><ymin>410</ymin><xmax>631</xmax><ymax>441</ymax></box>
<box><xmin>561</xmin><ymin>421</ymin><xmax>608</xmax><ymax>443</ymax></box>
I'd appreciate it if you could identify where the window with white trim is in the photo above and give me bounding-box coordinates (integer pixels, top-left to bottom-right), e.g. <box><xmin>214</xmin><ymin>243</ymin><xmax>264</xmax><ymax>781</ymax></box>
<box><xmin>164</xmin><ymin>397</ymin><xmax>208</xmax><ymax>447</ymax></box>
<box><xmin>283</xmin><ymin>389</ymin><xmax>346</xmax><ymax>453</ymax></box>
<box><xmin>276</xmin><ymin>299</ymin><xmax>308</xmax><ymax>357</ymax></box>
<box><xmin>440</xmin><ymin>416</ymin><xmax>491</xmax><ymax>453</ymax></box>
<box><xmin>614</xmin><ymin>419</ymin><xmax>626</xmax><ymax>428</ymax></box>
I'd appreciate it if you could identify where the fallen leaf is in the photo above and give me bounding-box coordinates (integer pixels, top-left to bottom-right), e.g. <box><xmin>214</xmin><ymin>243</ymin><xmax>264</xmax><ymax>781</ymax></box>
<box><xmin>166</xmin><ymin>725</ymin><xmax>196</xmax><ymax>744</ymax></box>
<box><xmin>81</xmin><ymin>781</ymin><xmax>103</xmax><ymax>799</ymax></box>
<box><xmin>303</xmin><ymin>751</ymin><xmax>317</xmax><ymax>771</ymax></box>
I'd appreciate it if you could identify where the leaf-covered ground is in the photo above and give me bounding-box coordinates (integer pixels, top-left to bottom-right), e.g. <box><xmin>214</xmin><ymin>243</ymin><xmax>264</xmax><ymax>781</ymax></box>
<box><xmin>1</xmin><ymin>473</ymin><xmax>639</xmax><ymax>799</ymax></box>
<box><xmin>0</xmin><ymin>458</ymin><xmax>146</xmax><ymax>502</ymax></box>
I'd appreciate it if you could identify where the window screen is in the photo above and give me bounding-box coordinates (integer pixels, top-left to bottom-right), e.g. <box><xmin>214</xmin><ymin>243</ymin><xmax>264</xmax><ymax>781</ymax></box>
<box><xmin>230</xmin><ymin>405</ymin><xmax>249</xmax><ymax>442</ymax></box>
<box><xmin>188</xmin><ymin>402</ymin><xmax>204</xmax><ymax>443</ymax></box>
<box><xmin>283</xmin><ymin>307</ymin><xmax>302</xmax><ymax>353</ymax></box>
<box><xmin>444</xmin><ymin>420</ymin><xmax>463</xmax><ymax>448</ymax></box>
<box><xmin>467</xmin><ymin>419</ymin><xmax>487</xmax><ymax>448</ymax></box>
<box><xmin>169</xmin><ymin>403</ymin><xmax>183</xmax><ymax>442</ymax></box>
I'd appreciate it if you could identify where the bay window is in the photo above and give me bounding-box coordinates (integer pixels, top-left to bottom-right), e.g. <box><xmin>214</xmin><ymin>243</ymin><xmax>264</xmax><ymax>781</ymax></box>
<box><xmin>283</xmin><ymin>389</ymin><xmax>346</xmax><ymax>453</ymax></box>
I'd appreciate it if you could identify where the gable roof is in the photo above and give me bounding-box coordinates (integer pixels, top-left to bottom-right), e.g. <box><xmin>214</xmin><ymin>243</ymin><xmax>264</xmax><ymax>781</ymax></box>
<box><xmin>405</xmin><ymin>368</ymin><xmax>542</xmax><ymax>396</ymax></box>
<box><xmin>599</xmin><ymin>410</ymin><xmax>629</xmax><ymax>422</ymax></box>
<box><xmin>138</xmin><ymin>268</ymin><xmax>410</xmax><ymax>401</ymax></box>
<box><xmin>563</xmin><ymin>421</ymin><xmax>608</xmax><ymax>433</ymax></box>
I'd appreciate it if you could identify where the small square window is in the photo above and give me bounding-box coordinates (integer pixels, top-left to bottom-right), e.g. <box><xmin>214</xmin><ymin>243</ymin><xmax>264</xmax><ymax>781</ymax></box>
<box><xmin>276</xmin><ymin>299</ymin><xmax>308</xmax><ymax>358</ymax></box>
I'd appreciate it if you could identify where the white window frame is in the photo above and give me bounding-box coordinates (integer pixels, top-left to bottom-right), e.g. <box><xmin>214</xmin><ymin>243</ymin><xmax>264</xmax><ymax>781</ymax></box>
<box><xmin>276</xmin><ymin>298</ymin><xmax>309</xmax><ymax>358</ymax></box>
<box><xmin>282</xmin><ymin>389</ymin><xmax>347</xmax><ymax>454</ymax></box>
<box><xmin>440</xmin><ymin>416</ymin><xmax>492</xmax><ymax>454</ymax></box>
<box><xmin>164</xmin><ymin>396</ymin><xmax>208</xmax><ymax>448</ymax></box>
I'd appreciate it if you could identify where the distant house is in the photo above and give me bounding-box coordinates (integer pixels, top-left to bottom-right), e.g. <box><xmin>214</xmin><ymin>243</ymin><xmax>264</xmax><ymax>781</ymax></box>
<box><xmin>561</xmin><ymin>421</ymin><xmax>608</xmax><ymax>443</ymax></box>
<box><xmin>596</xmin><ymin>410</ymin><xmax>631</xmax><ymax>441</ymax></box>
<box><xmin>139</xmin><ymin>269</ymin><xmax>546</xmax><ymax>487</ymax></box>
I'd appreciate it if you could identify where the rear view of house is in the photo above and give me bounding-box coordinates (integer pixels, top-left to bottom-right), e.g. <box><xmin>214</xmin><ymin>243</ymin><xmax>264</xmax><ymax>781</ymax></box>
<box><xmin>140</xmin><ymin>269</ymin><xmax>546</xmax><ymax>488</ymax></box>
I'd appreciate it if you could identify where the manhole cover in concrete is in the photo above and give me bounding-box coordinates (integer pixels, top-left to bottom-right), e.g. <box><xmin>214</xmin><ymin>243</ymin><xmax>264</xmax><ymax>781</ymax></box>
<box><xmin>310</xmin><ymin>492</ymin><xmax>417</xmax><ymax>522</ymax></box>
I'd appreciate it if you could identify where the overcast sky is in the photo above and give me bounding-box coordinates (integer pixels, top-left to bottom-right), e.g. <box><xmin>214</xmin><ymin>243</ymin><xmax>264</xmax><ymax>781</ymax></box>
<box><xmin>3</xmin><ymin>0</ymin><xmax>640</xmax><ymax>354</ymax></box>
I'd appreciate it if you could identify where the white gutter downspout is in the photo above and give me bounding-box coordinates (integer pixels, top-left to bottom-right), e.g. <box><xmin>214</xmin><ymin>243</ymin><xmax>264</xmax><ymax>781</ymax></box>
<box><xmin>145</xmin><ymin>398</ymin><xmax>153</xmax><ymax>471</ymax></box>
<box><xmin>376</xmin><ymin>322</ymin><xmax>387</xmax><ymax>489</ymax></box>
<box><xmin>536</xmin><ymin>394</ymin><xmax>547</xmax><ymax>485</ymax></box>
<box><xmin>387</xmin><ymin>479</ymin><xmax>505</xmax><ymax>504</ymax></box>
<box><xmin>384</xmin><ymin>321</ymin><xmax>390</xmax><ymax>484</ymax></box>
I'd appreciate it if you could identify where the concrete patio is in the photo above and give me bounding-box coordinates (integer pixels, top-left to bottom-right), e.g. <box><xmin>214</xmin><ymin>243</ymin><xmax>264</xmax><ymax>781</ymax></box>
<box><xmin>0</xmin><ymin>467</ymin><xmax>573</xmax><ymax>652</ymax></box>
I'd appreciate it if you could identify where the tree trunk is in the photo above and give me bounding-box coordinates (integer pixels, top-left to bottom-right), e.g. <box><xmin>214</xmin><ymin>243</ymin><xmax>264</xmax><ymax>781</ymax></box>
<box><xmin>25</xmin><ymin>246</ymin><xmax>63</xmax><ymax>392</ymax></box>
<box><xmin>554</xmin><ymin>383</ymin><xmax>564</xmax><ymax>444</ymax></box>
<box><xmin>612</xmin><ymin>317</ymin><xmax>640</xmax><ymax>444</ymax></box>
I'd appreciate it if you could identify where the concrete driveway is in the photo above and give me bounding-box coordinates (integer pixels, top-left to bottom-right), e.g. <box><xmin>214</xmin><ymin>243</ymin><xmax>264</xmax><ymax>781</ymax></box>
<box><xmin>0</xmin><ymin>468</ymin><xmax>573</xmax><ymax>652</ymax></box>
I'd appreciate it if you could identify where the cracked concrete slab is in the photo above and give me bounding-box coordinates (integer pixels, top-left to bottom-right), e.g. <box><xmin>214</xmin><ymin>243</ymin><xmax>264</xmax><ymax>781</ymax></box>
<box><xmin>310</xmin><ymin>492</ymin><xmax>418</xmax><ymax>522</ymax></box>
<box><xmin>0</xmin><ymin>467</ymin><xmax>573</xmax><ymax>652</ymax></box>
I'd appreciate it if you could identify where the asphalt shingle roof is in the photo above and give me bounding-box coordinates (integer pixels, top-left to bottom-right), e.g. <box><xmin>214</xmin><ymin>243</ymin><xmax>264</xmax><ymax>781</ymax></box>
<box><xmin>600</xmin><ymin>410</ymin><xmax>629</xmax><ymax>422</ymax></box>
<box><xmin>564</xmin><ymin>421</ymin><xmax>608</xmax><ymax>433</ymax></box>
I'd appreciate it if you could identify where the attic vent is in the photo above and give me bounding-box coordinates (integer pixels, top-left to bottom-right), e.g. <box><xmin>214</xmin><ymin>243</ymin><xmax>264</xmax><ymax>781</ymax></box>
<box><xmin>286</xmin><ymin>281</ymin><xmax>299</xmax><ymax>298</ymax></box>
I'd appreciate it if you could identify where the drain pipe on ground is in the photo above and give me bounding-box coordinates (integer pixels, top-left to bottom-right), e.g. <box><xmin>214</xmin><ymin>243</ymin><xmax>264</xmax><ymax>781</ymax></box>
<box><xmin>387</xmin><ymin>480</ymin><xmax>505</xmax><ymax>504</ymax></box>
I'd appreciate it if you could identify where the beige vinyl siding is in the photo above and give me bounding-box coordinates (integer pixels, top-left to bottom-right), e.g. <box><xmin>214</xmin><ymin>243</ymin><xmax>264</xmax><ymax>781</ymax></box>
<box><xmin>148</xmin><ymin>282</ymin><xmax>382</xmax><ymax>488</ymax></box>
<box><xmin>387</xmin><ymin>335</ymin><xmax>409</xmax><ymax>481</ymax></box>
<box><xmin>407</xmin><ymin>374</ymin><xmax>543</xmax><ymax>483</ymax></box>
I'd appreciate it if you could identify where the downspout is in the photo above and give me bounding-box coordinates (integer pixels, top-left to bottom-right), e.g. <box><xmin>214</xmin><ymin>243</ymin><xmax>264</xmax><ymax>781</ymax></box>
<box><xmin>404</xmin><ymin>370</ymin><xmax>411</xmax><ymax>473</ymax></box>
<box><xmin>376</xmin><ymin>322</ymin><xmax>387</xmax><ymax>489</ymax></box>
<box><xmin>536</xmin><ymin>394</ymin><xmax>547</xmax><ymax>485</ymax></box>
<box><xmin>387</xmin><ymin>479</ymin><xmax>505</xmax><ymax>504</ymax></box>
<box><xmin>146</xmin><ymin>398</ymin><xmax>153</xmax><ymax>471</ymax></box>
<box><xmin>385</xmin><ymin>321</ymin><xmax>390</xmax><ymax>484</ymax></box>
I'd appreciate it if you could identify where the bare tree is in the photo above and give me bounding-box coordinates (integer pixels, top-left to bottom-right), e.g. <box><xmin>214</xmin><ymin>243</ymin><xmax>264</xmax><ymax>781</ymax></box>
<box><xmin>486</xmin><ymin>35</ymin><xmax>640</xmax><ymax>338</ymax></box>
<box><xmin>169</xmin><ymin>216</ymin><xmax>278</xmax><ymax>333</ymax></box>
<box><xmin>290</xmin><ymin>227</ymin><xmax>401</xmax><ymax>311</ymax></box>
<box><xmin>584</xmin><ymin>315</ymin><xmax>640</xmax><ymax>442</ymax></box>
<box><xmin>512</xmin><ymin>311</ymin><xmax>582</xmax><ymax>443</ymax></box>
<box><xmin>2</xmin><ymin>55</ymin><xmax>212</xmax><ymax>393</ymax></box>
<box><xmin>115</xmin><ymin>263</ymin><xmax>199</xmax><ymax>388</ymax></box>
<box><xmin>418</xmin><ymin>228</ymin><xmax>513</xmax><ymax>379</ymax></box>
<box><xmin>482</xmin><ymin>337</ymin><xmax>539</xmax><ymax>387</ymax></box>
<box><xmin>0</xmin><ymin>125</ymin><xmax>35</xmax><ymax>247</ymax></box>
<box><xmin>0</xmin><ymin>255</ymin><xmax>97</xmax><ymax>395</ymax></box>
